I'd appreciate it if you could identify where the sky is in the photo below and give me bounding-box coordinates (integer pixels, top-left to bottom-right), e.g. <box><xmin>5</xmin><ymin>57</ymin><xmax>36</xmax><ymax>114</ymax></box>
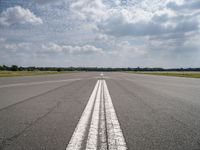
<box><xmin>0</xmin><ymin>0</ymin><xmax>200</xmax><ymax>68</ymax></box>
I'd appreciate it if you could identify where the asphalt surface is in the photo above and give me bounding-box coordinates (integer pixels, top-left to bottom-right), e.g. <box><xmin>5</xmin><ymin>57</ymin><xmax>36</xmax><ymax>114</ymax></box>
<box><xmin>0</xmin><ymin>72</ymin><xmax>200</xmax><ymax>150</ymax></box>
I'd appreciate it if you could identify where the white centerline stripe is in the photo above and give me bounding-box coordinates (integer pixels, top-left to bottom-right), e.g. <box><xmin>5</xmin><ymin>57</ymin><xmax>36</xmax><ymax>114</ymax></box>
<box><xmin>0</xmin><ymin>78</ymin><xmax>81</xmax><ymax>88</ymax></box>
<box><xmin>103</xmin><ymin>80</ymin><xmax>127</xmax><ymax>150</ymax></box>
<box><xmin>99</xmin><ymin>81</ymin><xmax>108</xmax><ymax>150</ymax></box>
<box><xmin>85</xmin><ymin>80</ymin><xmax>102</xmax><ymax>149</ymax></box>
<box><xmin>66</xmin><ymin>80</ymin><xmax>100</xmax><ymax>150</ymax></box>
<box><xmin>66</xmin><ymin>80</ymin><xmax>127</xmax><ymax>150</ymax></box>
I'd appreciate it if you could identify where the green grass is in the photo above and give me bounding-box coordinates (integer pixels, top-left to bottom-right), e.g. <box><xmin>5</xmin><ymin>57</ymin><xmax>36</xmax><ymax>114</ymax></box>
<box><xmin>0</xmin><ymin>71</ymin><xmax>76</xmax><ymax>77</ymax></box>
<box><xmin>128</xmin><ymin>71</ymin><xmax>200</xmax><ymax>78</ymax></box>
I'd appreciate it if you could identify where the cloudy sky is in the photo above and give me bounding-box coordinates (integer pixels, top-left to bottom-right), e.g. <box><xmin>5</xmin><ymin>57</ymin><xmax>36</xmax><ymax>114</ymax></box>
<box><xmin>0</xmin><ymin>0</ymin><xmax>200</xmax><ymax>67</ymax></box>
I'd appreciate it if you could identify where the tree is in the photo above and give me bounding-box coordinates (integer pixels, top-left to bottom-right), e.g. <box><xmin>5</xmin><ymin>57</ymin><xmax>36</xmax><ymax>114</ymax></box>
<box><xmin>0</xmin><ymin>65</ymin><xmax>3</xmax><ymax>71</ymax></box>
<box><xmin>57</xmin><ymin>68</ymin><xmax>62</xmax><ymax>72</ymax></box>
<box><xmin>10</xmin><ymin>65</ymin><xmax>18</xmax><ymax>71</ymax></box>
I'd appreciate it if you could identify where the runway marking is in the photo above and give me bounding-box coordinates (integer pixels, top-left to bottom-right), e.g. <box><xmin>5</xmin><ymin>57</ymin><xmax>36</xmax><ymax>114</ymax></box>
<box><xmin>99</xmin><ymin>81</ymin><xmax>107</xmax><ymax>150</ymax></box>
<box><xmin>0</xmin><ymin>78</ymin><xmax>81</xmax><ymax>88</ymax></box>
<box><xmin>103</xmin><ymin>80</ymin><xmax>127</xmax><ymax>150</ymax></box>
<box><xmin>66</xmin><ymin>80</ymin><xmax>100</xmax><ymax>150</ymax></box>
<box><xmin>66</xmin><ymin>80</ymin><xmax>127</xmax><ymax>150</ymax></box>
<box><xmin>85</xmin><ymin>80</ymin><xmax>101</xmax><ymax>149</ymax></box>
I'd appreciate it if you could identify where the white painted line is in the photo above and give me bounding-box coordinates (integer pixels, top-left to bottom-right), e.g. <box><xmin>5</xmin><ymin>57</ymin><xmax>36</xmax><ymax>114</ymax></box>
<box><xmin>103</xmin><ymin>80</ymin><xmax>127</xmax><ymax>150</ymax></box>
<box><xmin>99</xmin><ymin>81</ymin><xmax>108</xmax><ymax>150</ymax></box>
<box><xmin>85</xmin><ymin>80</ymin><xmax>102</xmax><ymax>149</ymax></box>
<box><xmin>66</xmin><ymin>80</ymin><xmax>127</xmax><ymax>150</ymax></box>
<box><xmin>66</xmin><ymin>80</ymin><xmax>100</xmax><ymax>150</ymax></box>
<box><xmin>0</xmin><ymin>78</ymin><xmax>81</xmax><ymax>88</ymax></box>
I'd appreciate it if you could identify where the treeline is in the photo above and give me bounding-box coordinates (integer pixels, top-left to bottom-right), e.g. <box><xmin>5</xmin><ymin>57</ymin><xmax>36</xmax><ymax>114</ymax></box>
<box><xmin>0</xmin><ymin>65</ymin><xmax>200</xmax><ymax>72</ymax></box>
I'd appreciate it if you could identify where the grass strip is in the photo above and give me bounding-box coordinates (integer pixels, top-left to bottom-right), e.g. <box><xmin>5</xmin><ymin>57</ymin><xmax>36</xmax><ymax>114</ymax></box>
<box><xmin>0</xmin><ymin>71</ymin><xmax>76</xmax><ymax>77</ymax></box>
<box><xmin>127</xmin><ymin>71</ymin><xmax>200</xmax><ymax>78</ymax></box>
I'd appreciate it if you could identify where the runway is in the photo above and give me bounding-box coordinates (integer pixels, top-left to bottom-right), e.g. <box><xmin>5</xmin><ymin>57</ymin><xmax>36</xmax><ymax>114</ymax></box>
<box><xmin>0</xmin><ymin>72</ymin><xmax>200</xmax><ymax>150</ymax></box>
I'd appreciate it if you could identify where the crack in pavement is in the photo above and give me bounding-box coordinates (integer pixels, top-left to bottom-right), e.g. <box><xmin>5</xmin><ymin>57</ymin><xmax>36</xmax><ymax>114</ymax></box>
<box><xmin>0</xmin><ymin>80</ymin><xmax>92</xmax><ymax>150</ymax></box>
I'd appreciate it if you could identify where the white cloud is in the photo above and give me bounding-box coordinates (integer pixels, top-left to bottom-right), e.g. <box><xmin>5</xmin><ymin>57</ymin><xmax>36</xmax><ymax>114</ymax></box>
<box><xmin>34</xmin><ymin>0</ymin><xmax>62</xmax><ymax>5</ymax></box>
<box><xmin>0</xmin><ymin>6</ymin><xmax>43</xmax><ymax>26</ymax></box>
<box><xmin>70</xmin><ymin>0</ymin><xmax>107</xmax><ymax>22</ymax></box>
<box><xmin>41</xmin><ymin>43</ymin><xmax>63</xmax><ymax>53</ymax></box>
<box><xmin>41</xmin><ymin>43</ymin><xmax>103</xmax><ymax>54</ymax></box>
<box><xmin>167</xmin><ymin>0</ymin><xmax>200</xmax><ymax>11</ymax></box>
<box><xmin>64</xmin><ymin>45</ymin><xmax>103</xmax><ymax>54</ymax></box>
<box><xmin>101</xmin><ymin>17</ymin><xmax>198</xmax><ymax>37</ymax></box>
<box><xmin>0</xmin><ymin>38</ymin><xmax>6</xmax><ymax>43</ymax></box>
<box><xmin>95</xmin><ymin>34</ymin><xmax>109</xmax><ymax>41</ymax></box>
<box><xmin>113</xmin><ymin>41</ymin><xmax>147</xmax><ymax>57</ymax></box>
<box><xmin>97</xmin><ymin>2</ymin><xmax>199</xmax><ymax>37</ymax></box>
<box><xmin>0</xmin><ymin>42</ymin><xmax>31</xmax><ymax>52</ymax></box>
<box><xmin>0</xmin><ymin>39</ymin><xmax>103</xmax><ymax>55</ymax></box>
<box><xmin>70</xmin><ymin>0</ymin><xmax>199</xmax><ymax>38</ymax></box>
